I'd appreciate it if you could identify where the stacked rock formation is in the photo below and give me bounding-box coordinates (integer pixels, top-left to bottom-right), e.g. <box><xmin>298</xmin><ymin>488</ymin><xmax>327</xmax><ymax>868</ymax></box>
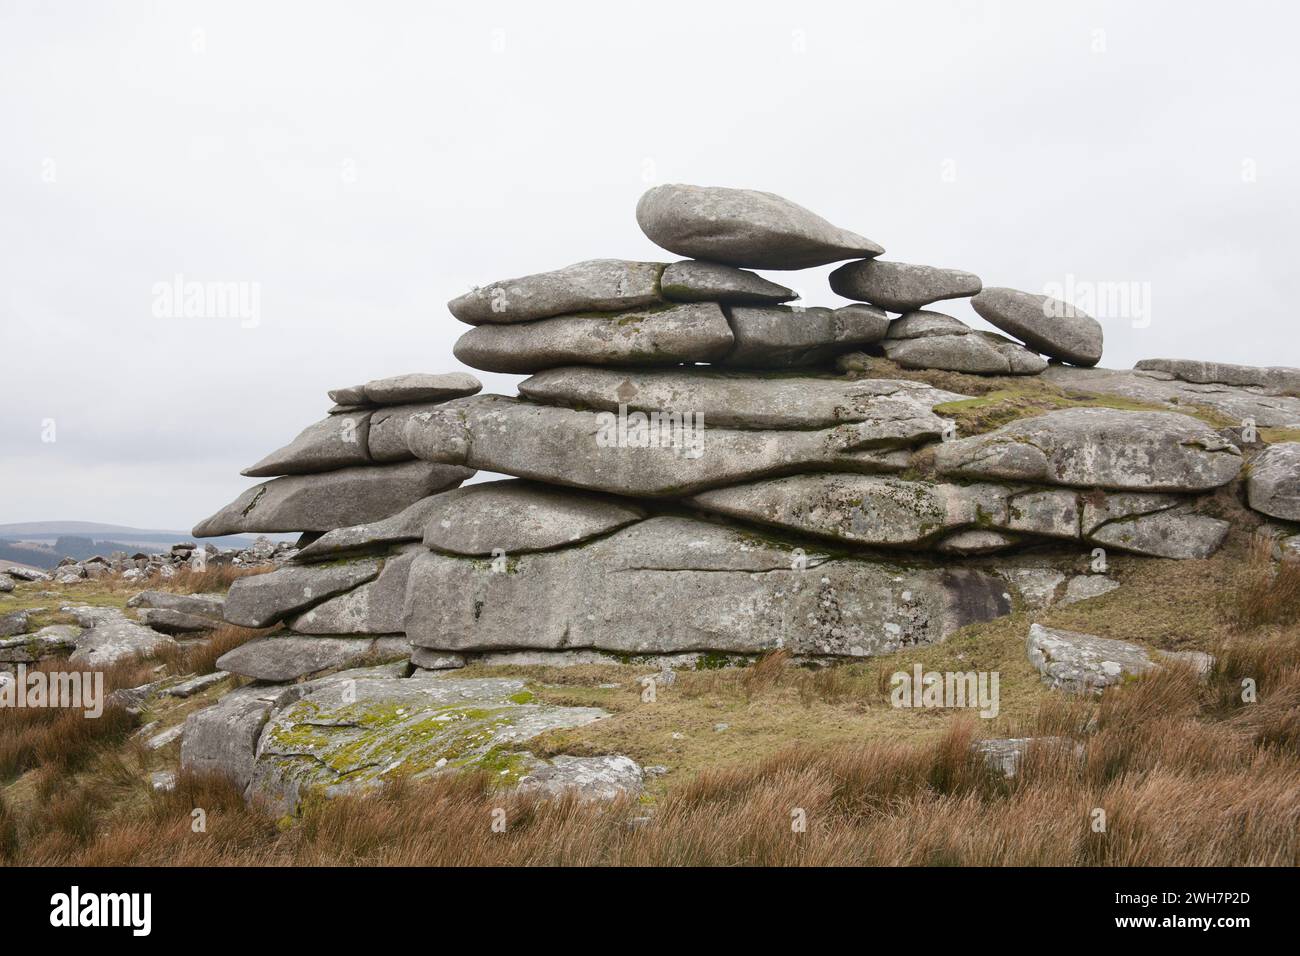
<box><xmin>191</xmin><ymin>184</ymin><xmax>1300</xmax><ymax>684</ymax></box>
<box><xmin>176</xmin><ymin>183</ymin><xmax>1300</xmax><ymax>806</ymax></box>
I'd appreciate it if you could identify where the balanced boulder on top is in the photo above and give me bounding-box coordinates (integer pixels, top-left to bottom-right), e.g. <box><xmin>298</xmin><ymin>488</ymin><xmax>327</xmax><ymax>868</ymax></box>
<box><xmin>636</xmin><ymin>184</ymin><xmax>884</xmax><ymax>269</ymax></box>
<box><xmin>972</xmin><ymin>287</ymin><xmax>1104</xmax><ymax>367</ymax></box>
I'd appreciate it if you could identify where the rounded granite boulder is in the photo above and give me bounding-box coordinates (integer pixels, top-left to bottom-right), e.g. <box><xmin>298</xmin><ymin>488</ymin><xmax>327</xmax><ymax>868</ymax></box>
<box><xmin>636</xmin><ymin>184</ymin><xmax>883</xmax><ymax>270</ymax></box>
<box><xmin>972</xmin><ymin>287</ymin><xmax>1103</xmax><ymax>367</ymax></box>
<box><xmin>830</xmin><ymin>260</ymin><xmax>982</xmax><ymax>312</ymax></box>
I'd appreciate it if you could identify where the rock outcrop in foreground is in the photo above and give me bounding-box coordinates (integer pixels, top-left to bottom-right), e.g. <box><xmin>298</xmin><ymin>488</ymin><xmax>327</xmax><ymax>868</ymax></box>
<box><xmin>183</xmin><ymin>183</ymin><xmax>1300</xmax><ymax>804</ymax></box>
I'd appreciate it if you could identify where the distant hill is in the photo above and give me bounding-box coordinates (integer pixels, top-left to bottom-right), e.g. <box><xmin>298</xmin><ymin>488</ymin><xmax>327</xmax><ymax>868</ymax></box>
<box><xmin>0</xmin><ymin>521</ymin><xmax>295</xmax><ymax>569</ymax></box>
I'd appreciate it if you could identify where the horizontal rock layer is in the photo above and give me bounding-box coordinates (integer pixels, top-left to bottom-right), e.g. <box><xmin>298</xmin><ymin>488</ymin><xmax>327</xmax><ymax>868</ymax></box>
<box><xmin>519</xmin><ymin>367</ymin><xmax>967</xmax><ymax>430</ymax></box>
<box><xmin>403</xmin><ymin>395</ymin><xmax>923</xmax><ymax>497</ymax></box>
<box><xmin>933</xmin><ymin>407</ymin><xmax>1241</xmax><ymax>492</ymax></box>
<box><xmin>689</xmin><ymin>473</ymin><xmax>1229</xmax><ymax>559</ymax></box>
<box><xmin>193</xmin><ymin>460</ymin><xmax>474</xmax><ymax>537</ymax></box>
<box><xmin>405</xmin><ymin>516</ymin><xmax>1011</xmax><ymax>657</ymax></box>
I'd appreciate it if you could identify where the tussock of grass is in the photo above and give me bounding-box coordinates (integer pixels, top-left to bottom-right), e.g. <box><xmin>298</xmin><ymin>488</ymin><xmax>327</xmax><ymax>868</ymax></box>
<box><xmin>155</xmin><ymin>624</ymin><xmax>264</xmax><ymax>677</ymax></box>
<box><xmin>1220</xmin><ymin>535</ymin><xmax>1300</xmax><ymax>630</ymax></box>
<box><xmin>0</xmin><ymin>658</ymin><xmax>145</xmax><ymax>781</ymax></box>
<box><xmin>158</xmin><ymin>564</ymin><xmax>271</xmax><ymax>594</ymax></box>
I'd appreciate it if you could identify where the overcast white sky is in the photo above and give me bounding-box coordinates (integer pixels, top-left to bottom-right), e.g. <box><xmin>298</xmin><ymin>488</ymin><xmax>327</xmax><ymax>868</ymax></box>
<box><xmin>2</xmin><ymin>0</ymin><xmax>1297</xmax><ymax>531</ymax></box>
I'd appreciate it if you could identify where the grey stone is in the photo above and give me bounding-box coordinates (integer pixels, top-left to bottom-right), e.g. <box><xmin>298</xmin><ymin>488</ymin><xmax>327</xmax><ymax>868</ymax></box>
<box><xmin>882</xmin><ymin>328</ymin><xmax>1047</xmax><ymax>375</ymax></box>
<box><xmin>885</xmin><ymin>310</ymin><xmax>974</xmax><ymax>339</ymax></box>
<box><xmin>181</xmin><ymin>685</ymin><xmax>299</xmax><ymax>791</ymax></box>
<box><xmin>162</xmin><ymin>671</ymin><xmax>230</xmax><ymax>698</ymax></box>
<box><xmin>404</xmin><ymin>395</ymin><xmax>913</xmax><ymax>498</ymax></box>
<box><xmin>975</xmin><ymin>737</ymin><xmax>1082</xmax><ymax>778</ymax></box>
<box><xmin>1247</xmin><ymin>442</ymin><xmax>1300</xmax><ymax>521</ymax></box>
<box><xmin>293</xmin><ymin>496</ymin><xmax>444</xmax><ymax>562</ymax></box>
<box><xmin>1059</xmin><ymin>575</ymin><xmax>1121</xmax><ymax>607</ymax></box>
<box><xmin>691</xmin><ymin>474</ymin><xmax>1012</xmax><ymax>549</ymax></box>
<box><xmin>63</xmin><ymin>605</ymin><xmax>125</xmax><ymax>627</ymax></box>
<box><xmin>516</xmin><ymin>755</ymin><xmax>644</xmax><ymax>802</ymax></box>
<box><xmin>1085</xmin><ymin>507</ymin><xmax>1230</xmax><ymax>559</ymax></box>
<box><xmin>150</xmin><ymin>770</ymin><xmax>176</xmax><ymax>792</ymax></box>
<box><xmin>147</xmin><ymin>724</ymin><xmax>185</xmax><ymax>750</ymax></box>
<box><xmin>660</xmin><ymin>260</ymin><xmax>795</xmax><ymax>304</ymax></box>
<box><xmin>3</xmin><ymin>566</ymin><xmax>49</xmax><ymax>582</ymax></box>
<box><xmin>636</xmin><ymin>184</ymin><xmax>883</xmax><ymax>269</ymax></box>
<box><xmin>1026</xmin><ymin>623</ymin><xmax>1155</xmax><ymax>694</ymax></box>
<box><xmin>362</xmin><ymin>372</ymin><xmax>482</xmax><ymax>404</ymax></box>
<box><xmin>999</xmin><ymin>569</ymin><xmax>1067</xmax><ymax>609</ymax></box>
<box><xmin>933</xmin><ymin>408</ymin><xmax>1242</xmax><ymax>492</ymax></box>
<box><xmin>405</xmin><ymin>516</ymin><xmax>1011</xmax><ymax>657</ymax></box>
<box><xmin>0</xmin><ymin>610</ymin><xmax>32</xmax><ymax>638</ymax></box>
<box><xmin>1134</xmin><ymin>359</ymin><xmax>1300</xmax><ymax>394</ymax></box>
<box><xmin>1042</xmin><ymin>365</ymin><xmax>1300</xmax><ymax>431</ymax></box>
<box><xmin>127</xmin><ymin>590</ymin><xmax>225</xmax><ymax>619</ymax></box>
<box><xmin>224</xmin><ymin>558</ymin><xmax>380</xmax><ymax>628</ymax></box>
<box><xmin>365</xmin><ymin>403</ymin><xmax>442</xmax><ymax>462</ymax></box>
<box><xmin>936</xmin><ymin>529</ymin><xmax>1023</xmax><ymax>555</ymax></box>
<box><xmin>327</xmin><ymin>384</ymin><xmax>368</xmax><ymax>405</ymax></box>
<box><xmin>519</xmin><ymin>366</ymin><xmax>967</xmax><ymax>430</ymax></box>
<box><xmin>289</xmin><ymin>547</ymin><xmax>422</xmax><ymax>634</ymax></box>
<box><xmin>453</xmin><ymin>302</ymin><xmax>733</xmax><ymax>374</ymax></box>
<box><xmin>422</xmin><ymin>480</ymin><xmax>644</xmax><ymax>556</ymax></box>
<box><xmin>216</xmin><ymin>634</ymin><xmax>390</xmax><ymax>682</ymax></box>
<box><xmin>70</xmin><ymin>620</ymin><xmax>176</xmax><ymax>666</ymax></box>
<box><xmin>410</xmin><ymin>648</ymin><xmax>467</xmax><ymax>670</ymax></box>
<box><xmin>0</xmin><ymin>625</ymin><xmax>81</xmax><ymax>663</ymax></box>
<box><xmin>972</xmin><ymin>287</ymin><xmax>1103</xmax><ymax>367</ymax></box>
<box><xmin>723</xmin><ymin>304</ymin><xmax>889</xmax><ymax>368</ymax></box>
<box><xmin>830</xmin><ymin>259</ymin><xmax>981</xmax><ymax>311</ymax></box>
<box><xmin>448</xmin><ymin>259</ymin><xmax>665</xmax><ymax>325</ymax></box>
<box><xmin>241</xmin><ymin>414</ymin><xmax>371</xmax><ymax>477</ymax></box>
<box><xmin>690</xmin><ymin>473</ymin><xmax>1226</xmax><ymax>558</ymax></box>
<box><xmin>136</xmin><ymin>607</ymin><xmax>221</xmax><ymax>634</ymax></box>
<box><xmin>192</xmin><ymin>460</ymin><xmax>475</xmax><ymax>537</ymax></box>
<box><xmin>0</xmin><ymin>575</ymin><xmax>15</xmax><ymax>593</ymax></box>
<box><xmin>250</xmin><ymin>674</ymin><xmax>609</xmax><ymax>810</ymax></box>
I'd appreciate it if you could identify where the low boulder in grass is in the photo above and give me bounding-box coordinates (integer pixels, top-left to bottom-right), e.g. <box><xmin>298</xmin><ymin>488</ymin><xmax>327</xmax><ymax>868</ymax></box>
<box><xmin>216</xmin><ymin>633</ymin><xmax>409</xmax><ymax>682</ymax></box>
<box><xmin>0</xmin><ymin>610</ymin><xmax>32</xmax><ymax>638</ymax></box>
<box><xmin>70</xmin><ymin>620</ymin><xmax>176</xmax><ymax>667</ymax></box>
<box><xmin>127</xmin><ymin>591</ymin><xmax>226</xmax><ymax>620</ymax></box>
<box><xmin>248</xmin><ymin>672</ymin><xmax>612</xmax><ymax>812</ymax></box>
<box><xmin>1025</xmin><ymin>624</ymin><xmax>1214</xmax><ymax>694</ymax></box>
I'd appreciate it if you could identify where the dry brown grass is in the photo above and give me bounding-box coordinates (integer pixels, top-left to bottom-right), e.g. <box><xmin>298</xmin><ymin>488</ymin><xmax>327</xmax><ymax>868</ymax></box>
<box><xmin>154</xmin><ymin>624</ymin><xmax>263</xmax><ymax>677</ymax></box>
<box><xmin>1221</xmin><ymin>534</ymin><xmax>1300</xmax><ymax>630</ymax></box>
<box><xmin>155</xmin><ymin>564</ymin><xmax>271</xmax><ymax>594</ymax></box>
<box><xmin>0</xmin><ymin>658</ymin><xmax>145</xmax><ymax>780</ymax></box>
<box><xmin>3</xmin><ymin>635</ymin><xmax>1298</xmax><ymax>866</ymax></box>
<box><xmin>3</xmin><ymin>540</ymin><xmax>1298</xmax><ymax>866</ymax></box>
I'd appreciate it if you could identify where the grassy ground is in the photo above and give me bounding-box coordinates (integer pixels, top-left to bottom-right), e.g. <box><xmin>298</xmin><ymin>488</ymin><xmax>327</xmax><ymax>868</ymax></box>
<box><xmin>1</xmin><ymin>530</ymin><xmax>1297</xmax><ymax>865</ymax></box>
